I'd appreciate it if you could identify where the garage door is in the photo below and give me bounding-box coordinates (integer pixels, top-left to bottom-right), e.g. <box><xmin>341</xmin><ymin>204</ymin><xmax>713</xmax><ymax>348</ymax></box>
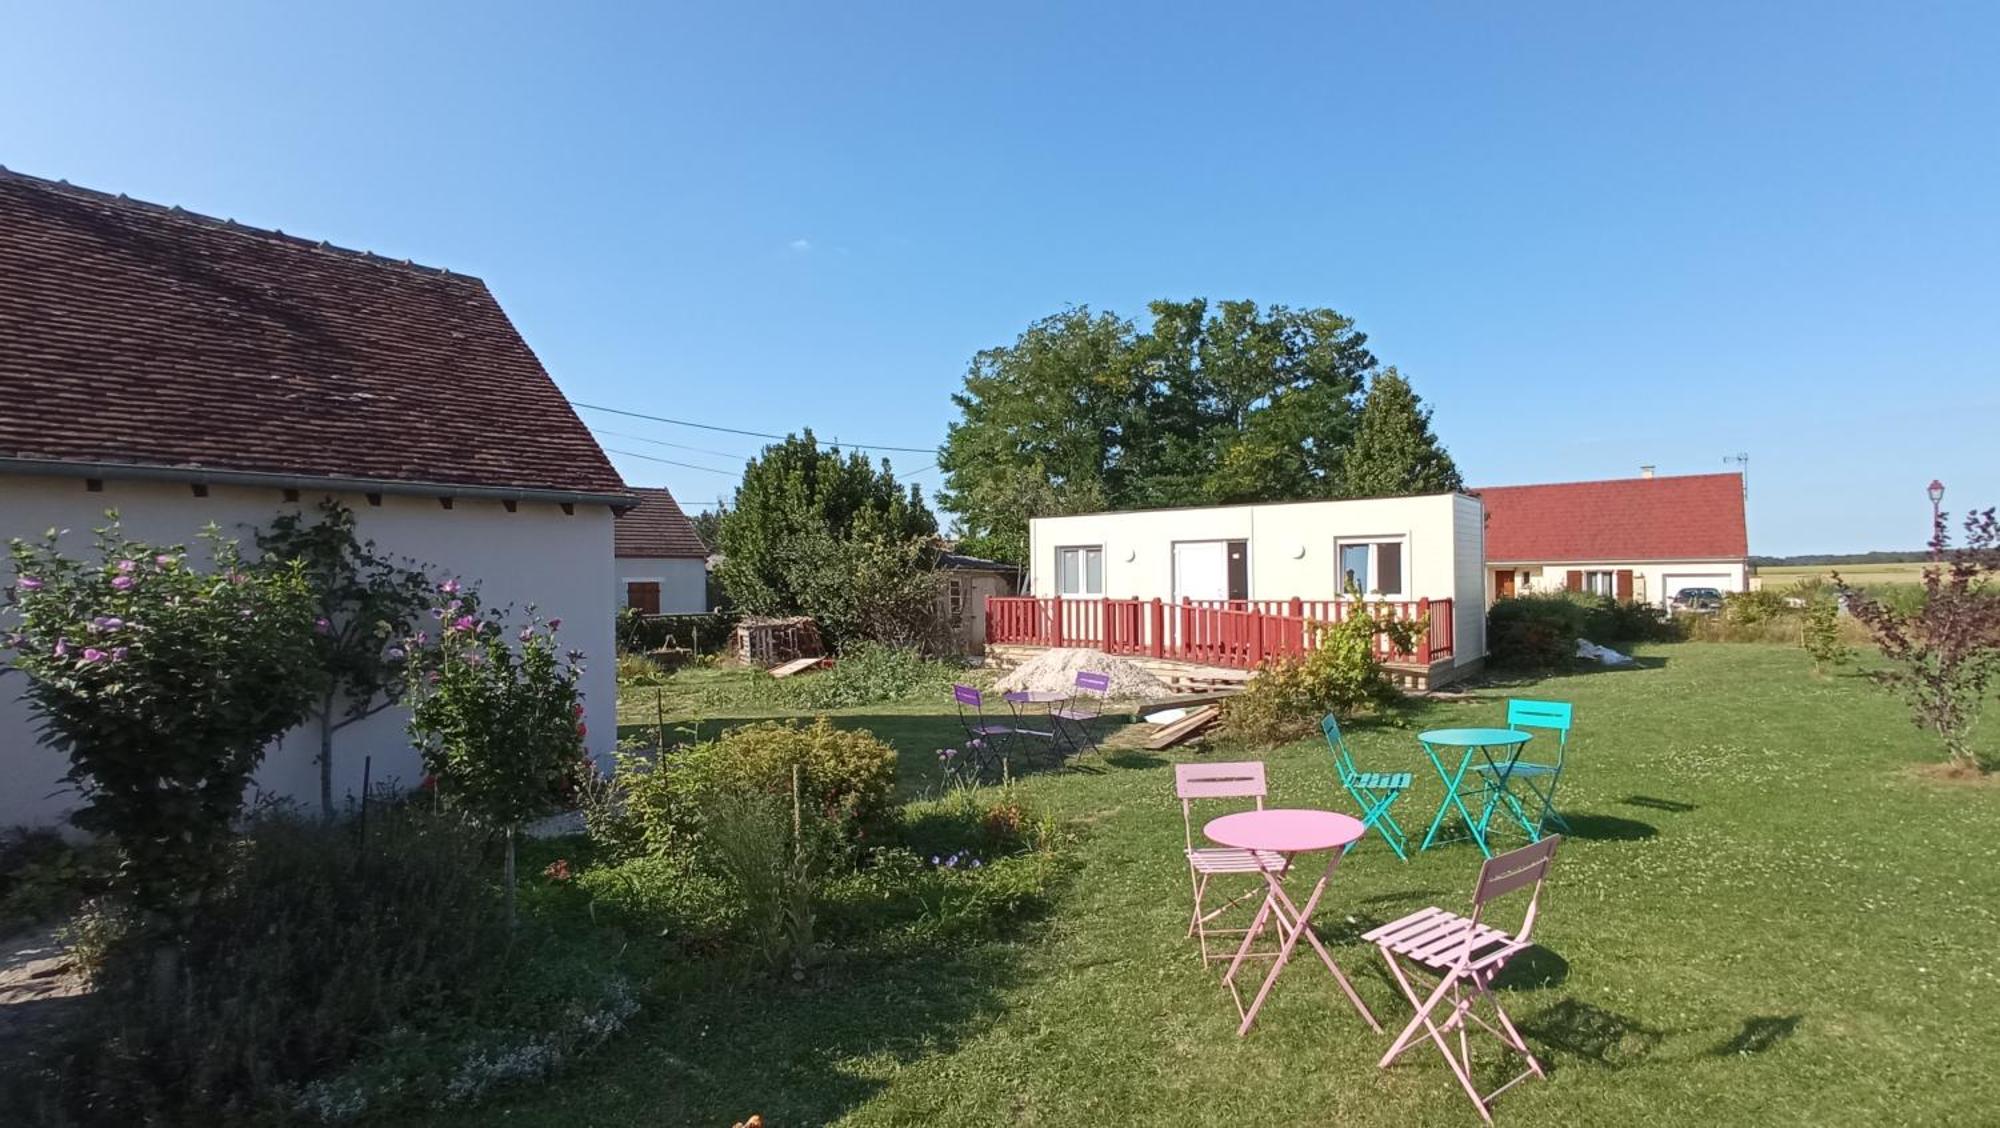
<box><xmin>1660</xmin><ymin>573</ymin><xmax>1730</xmax><ymax>606</ymax></box>
<box><xmin>1172</xmin><ymin>542</ymin><xmax>1230</xmax><ymax>603</ymax></box>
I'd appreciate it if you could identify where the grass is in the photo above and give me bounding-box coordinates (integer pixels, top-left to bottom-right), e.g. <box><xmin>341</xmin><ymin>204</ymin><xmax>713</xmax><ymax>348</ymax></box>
<box><xmin>1755</xmin><ymin>561</ymin><xmax>1929</xmax><ymax>586</ymax></box>
<box><xmin>394</xmin><ymin>644</ymin><xmax>2000</xmax><ymax>1126</ymax></box>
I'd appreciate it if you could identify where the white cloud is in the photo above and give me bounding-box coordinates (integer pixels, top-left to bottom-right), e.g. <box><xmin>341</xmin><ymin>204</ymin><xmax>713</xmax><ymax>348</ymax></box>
<box><xmin>788</xmin><ymin>238</ymin><xmax>812</xmax><ymax>253</ymax></box>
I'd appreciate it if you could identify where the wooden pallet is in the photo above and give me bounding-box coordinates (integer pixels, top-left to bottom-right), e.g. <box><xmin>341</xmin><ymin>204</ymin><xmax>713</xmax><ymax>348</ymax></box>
<box><xmin>768</xmin><ymin>656</ymin><xmax>830</xmax><ymax>679</ymax></box>
<box><xmin>1144</xmin><ymin>704</ymin><xmax>1220</xmax><ymax>750</ymax></box>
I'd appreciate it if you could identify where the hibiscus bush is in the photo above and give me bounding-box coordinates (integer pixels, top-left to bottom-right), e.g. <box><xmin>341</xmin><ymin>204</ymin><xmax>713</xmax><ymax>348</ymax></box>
<box><xmin>404</xmin><ymin>583</ymin><xmax>590</xmax><ymax>924</ymax></box>
<box><xmin>5</xmin><ymin>518</ymin><xmax>323</xmax><ymax>914</ymax></box>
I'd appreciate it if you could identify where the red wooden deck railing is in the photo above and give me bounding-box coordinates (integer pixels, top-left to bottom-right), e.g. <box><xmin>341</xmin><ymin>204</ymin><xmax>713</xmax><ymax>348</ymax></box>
<box><xmin>984</xmin><ymin>595</ymin><xmax>1454</xmax><ymax>670</ymax></box>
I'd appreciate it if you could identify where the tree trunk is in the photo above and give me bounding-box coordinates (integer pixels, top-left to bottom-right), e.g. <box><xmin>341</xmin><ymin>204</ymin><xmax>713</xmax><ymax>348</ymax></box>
<box><xmin>317</xmin><ymin>692</ymin><xmax>339</xmax><ymax>818</ymax></box>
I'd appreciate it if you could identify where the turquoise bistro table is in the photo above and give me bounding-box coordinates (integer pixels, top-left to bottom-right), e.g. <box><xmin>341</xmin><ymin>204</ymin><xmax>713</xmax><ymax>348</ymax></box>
<box><xmin>1417</xmin><ymin>728</ymin><xmax>1535</xmax><ymax>858</ymax></box>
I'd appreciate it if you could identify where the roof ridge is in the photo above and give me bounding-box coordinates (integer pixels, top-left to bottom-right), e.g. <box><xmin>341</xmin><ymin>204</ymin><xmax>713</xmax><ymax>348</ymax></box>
<box><xmin>0</xmin><ymin>164</ymin><xmax>477</xmax><ymax>282</ymax></box>
<box><xmin>1473</xmin><ymin>471</ymin><xmax>1741</xmax><ymax>492</ymax></box>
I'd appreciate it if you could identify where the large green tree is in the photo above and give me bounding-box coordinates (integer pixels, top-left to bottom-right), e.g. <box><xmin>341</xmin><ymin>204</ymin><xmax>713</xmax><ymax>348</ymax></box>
<box><xmin>715</xmin><ymin>431</ymin><xmax>938</xmax><ymax>627</ymax></box>
<box><xmin>937</xmin><ymin>299</ymin><xmax>1391</xmax><ymax>562</ymax></box>
<box><xmin>1338</xmin><ymin>368</ymin><xmax>1463</xmax><ymax>497</ymax></box>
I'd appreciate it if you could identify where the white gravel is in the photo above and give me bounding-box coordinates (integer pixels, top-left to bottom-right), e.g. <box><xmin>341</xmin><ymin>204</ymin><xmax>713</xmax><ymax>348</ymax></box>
<box><xmin>992</xmin><ymin>648</ymin><xmax>1169</xmax><ymax>699</ymax></box>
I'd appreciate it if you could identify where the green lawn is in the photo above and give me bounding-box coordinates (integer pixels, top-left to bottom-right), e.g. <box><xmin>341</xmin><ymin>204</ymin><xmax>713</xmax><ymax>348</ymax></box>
<box><xmin>413</xmin><ymin>644</ymin><xmax>2000</xmax><ymax>1126</ymax></box>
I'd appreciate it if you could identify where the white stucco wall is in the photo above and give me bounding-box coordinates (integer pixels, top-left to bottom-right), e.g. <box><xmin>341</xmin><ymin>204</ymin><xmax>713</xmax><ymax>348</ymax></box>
<box><xmin>1490</xmin><ymin>559</ymin><xmax>1750</xmax><ymax>607</ymax></box>
<box><xmin>1026</xmin><ymin>492</ymin><xmax>1485</xmax><ymax>664</ymax></box>
<box><xmin>0</xmin><ymin>476</ymin><xmax>617</xmax><ymax>829</ymax></box>
<box><xmin>614</xmin><ymin>556</ymin><xmax>708</xmax><ymax>614</ymax></box>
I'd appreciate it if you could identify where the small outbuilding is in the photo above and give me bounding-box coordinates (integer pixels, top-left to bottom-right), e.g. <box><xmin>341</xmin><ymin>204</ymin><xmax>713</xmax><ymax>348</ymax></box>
<box><xmin>614</xmin><ymin>487</ymin><xmax>711</xmax><ymax>614</ymax></box>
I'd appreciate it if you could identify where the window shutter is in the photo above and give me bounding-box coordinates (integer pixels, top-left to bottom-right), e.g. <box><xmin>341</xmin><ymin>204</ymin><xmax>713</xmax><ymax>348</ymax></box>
<box><xmin>1616</xmin><ymin>569</ymin><xmax>1634</xmax><ymax>601</ymax></box>
<box><xmin>1565</xmin><ymin>570</ymin><xmax>1584</xmax><ymax>592</ymax></box>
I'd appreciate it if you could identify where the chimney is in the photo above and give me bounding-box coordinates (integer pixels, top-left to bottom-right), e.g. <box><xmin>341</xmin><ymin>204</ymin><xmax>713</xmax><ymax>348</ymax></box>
<box><xmin>1640</xmin><ymin>465</ymin><xmax>1655</xmax><ymax>480</ymax></box>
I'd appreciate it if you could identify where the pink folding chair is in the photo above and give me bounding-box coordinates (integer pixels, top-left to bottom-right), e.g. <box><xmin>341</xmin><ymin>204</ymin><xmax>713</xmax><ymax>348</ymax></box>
<box><xmin>1364</xmin><ymin>835</ymin><xmax>1562</xmax><ymax>1124</ymax></box>
<box><xmin>1175</xmin><ymin>762</ymin><xmax>1288</xmax><ymax>965</ymax></box>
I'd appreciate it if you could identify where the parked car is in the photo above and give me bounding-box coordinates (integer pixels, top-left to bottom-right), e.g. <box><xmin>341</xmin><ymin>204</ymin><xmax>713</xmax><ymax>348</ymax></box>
<box><xmin>1670</xmin><ymin>587</ymin><xmax>1725</xmax><ymax>614</ymax></box>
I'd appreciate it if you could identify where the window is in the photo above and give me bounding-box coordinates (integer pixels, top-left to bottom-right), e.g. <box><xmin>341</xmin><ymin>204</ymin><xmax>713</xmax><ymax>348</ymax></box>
<box><xmin>948</xmin><ymin>578</ymin><xmax>966</xmax><ymax>616</ymax></box>
<box><xmin>1056</xmin><ymin>545</ymin><xmax>1103</xmax><ymax>596</ymax></box>
<box><xmin>1583</xmin><ymin>570</ymin><xmax>1617</xmax><ymax>597</ymax></box>
<box><xmin>1335</xmin><ymin>538</ymin><xmax>1406</xmax><ymax>596</ymax></box>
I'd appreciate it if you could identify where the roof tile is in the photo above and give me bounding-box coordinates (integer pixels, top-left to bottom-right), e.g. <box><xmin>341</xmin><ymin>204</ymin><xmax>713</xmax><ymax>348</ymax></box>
<box><xmin>1473</xmin><ymin>473</ymin><xmax>1747</xmax><ymax>562</ymax></box>
<box><xmin>614</xmin><ymin>487</ymin><xmax>708</xmax><ymax>558</ymax></box>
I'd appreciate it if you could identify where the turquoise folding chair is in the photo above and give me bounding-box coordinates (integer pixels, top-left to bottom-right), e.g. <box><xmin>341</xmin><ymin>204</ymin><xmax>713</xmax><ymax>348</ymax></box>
<box><xmin>1322</xmin><ymin>714</ymin><xmax>1413</xmax><ymax>859</ymax></box>
<box><xmin>1475</xmin><ymin>699</ymin><xmax>1573</xmax><ymax>835</ymax></box>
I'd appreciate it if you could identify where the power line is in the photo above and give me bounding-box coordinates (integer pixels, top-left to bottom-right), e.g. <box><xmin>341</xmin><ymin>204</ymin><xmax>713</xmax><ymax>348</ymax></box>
<box><xmin>573</xmin><ymin>400</ymin><xmax>937</xmax><ymax>455</ymax></box>
<box><xmin>589</xmin><ymin>426</ymin><xmax>750</xmax><ymax>462</ymax></box>
<box><xmin>599</xmin><ymin>447</ymin><xmax>742</xmax><ymax>476</ymax></box>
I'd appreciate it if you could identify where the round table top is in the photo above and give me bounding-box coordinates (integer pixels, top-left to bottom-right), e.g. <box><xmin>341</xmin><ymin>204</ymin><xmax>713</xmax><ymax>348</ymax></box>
<box><xmin>1419</xmin><ymin>727</ymin><xmax>1533</xmax><ymax>747</ymax></box>
<box><xmin>1205</xmin><ymin>808</ymin><xmax>1366</xmax><ymax>854</ymax></box>
<box><xmin>1004</xmin><ymin>690</ymin><xmax>1068</xmax><ymax>703</ymax></box>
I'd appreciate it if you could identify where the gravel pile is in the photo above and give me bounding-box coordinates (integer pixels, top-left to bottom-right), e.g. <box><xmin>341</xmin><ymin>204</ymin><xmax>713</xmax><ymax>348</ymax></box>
<box><xmin>993</xmin><ymin>648</ymin><xmax>1169</xmax><ymax>699</ymax></box>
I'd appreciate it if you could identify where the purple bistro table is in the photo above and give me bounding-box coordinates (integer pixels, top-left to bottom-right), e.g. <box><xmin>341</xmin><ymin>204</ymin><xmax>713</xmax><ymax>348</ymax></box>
<box><xmin>1002</xmin><ymin>690</ymin><xmax>1064</xmax><ymax>757</ymax></box>
<box><xmin>1205</xmin><ymin>808</ymin><xmax>1382</xmax><ymax>1036</ymax></box>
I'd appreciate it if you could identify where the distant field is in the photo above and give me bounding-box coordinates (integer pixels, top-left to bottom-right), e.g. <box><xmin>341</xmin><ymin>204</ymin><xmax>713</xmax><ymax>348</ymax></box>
<box><xmin>1755</xmin><ymin>561</ymin><xmax>1929</xmax><ymax>586</ymax></box>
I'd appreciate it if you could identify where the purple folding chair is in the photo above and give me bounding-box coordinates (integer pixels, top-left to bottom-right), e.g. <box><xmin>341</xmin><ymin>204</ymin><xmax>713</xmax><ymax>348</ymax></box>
<box><xmin>951</xmin><ymin>684</ymin><xmax>1017</xmax><ymax>775</ymax></box>
<box><xmin>1175</xmin><ymin>762</ymin><xmax>1288</xmax><ymax>965</ymax></box>
<box><xmin>1364</xmin><ymin>835</ymin><xmax>1562</xmax><ymax>1124</ymax></box>
<box><xmin>1051</xmin><ymin>670</ymin><xmax>1112</xmax><ymax>754</ymax></box>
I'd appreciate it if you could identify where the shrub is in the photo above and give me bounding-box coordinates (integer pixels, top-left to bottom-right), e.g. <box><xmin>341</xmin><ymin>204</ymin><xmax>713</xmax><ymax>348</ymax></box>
<box><xmin>595</xmin><ymin>718</ymin><xmax>898</xmax><ymax>860</ymax></box>
<box><xmin>617</xmin><ymin>609</ymin><xmax>738</xmax><ymax>655</ymax></box>
<box><xmin>1488</xmin><ymin>593</ymin><xmax>1588</xmax><ymax>668</ymax></box>
<box><xmin>5</xmin><ymin>518</ymin><xmax>324</xmax><ymax>916</ymax></box>
<box><xmin>1</xmin><ymin>828</ymin><xmax>112</xmax><ymax>930</ymax></box>
<box><xmin>1722</xmin><ymin>588</ymin><xmax>1791</xmax><ymax>625</ymax></box>
<box><xmin>1802</xmin><ymin>598</ymin><xmax>1852</xmax><ymax>674</ymax></box>
<box><xmin>702</xmin><ymin>791</ymin><xmax>822</xmax><ymax>974</ymax></box>
<box><xmin>63</xmin><ymin>805</ymin><xmax>509</xmax><ymax>1122</ymax></box>
<box><xmin>1582</xmin><ymin>597</ymin><xmax>1682</xmax><ymax>643</ymax></box>
<box><xmin>1220</xmin><ymin>601</ymin><xmax>1417</xmax><ymax>746</ymax></box>
<box><xmin>777</xmin><ymin>642</ymin><xmax>957</xmax><ymax>709</ymax></box>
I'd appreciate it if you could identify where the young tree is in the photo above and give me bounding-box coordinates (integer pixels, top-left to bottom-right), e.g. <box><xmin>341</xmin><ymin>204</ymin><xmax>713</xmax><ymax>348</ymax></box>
<box><xmin>715</xmin><ymin>430</ymin><xmax>937</xmax><ymax>622</ymax></box>
<box><xmin>404</xmin><ymin>590</ymin><xmax>588</xmax><ymax>927</ymax></box>
<box><xmin>1338</xmin><ymin>368</ymin><xmax>1464</xmax><ymax>498</ymax></box>
<box><xmin>1837</xmin><ymin>506</ymin><xmax>2000</xmax><ymax>772</ymax></box>
<box><xmin>5</xmin><ymin>519</ymin><xmax>323</xmax><ymax>917</ymax></box>
<box><xmin>1801</xmin><ymin>596</ymin><xmax>1851</xmax><ymax>675</ymax></box>
<box><xmin>257</xmin><ymin>500</ymin><xmax>433</xmax><ymax>817</ymax></box>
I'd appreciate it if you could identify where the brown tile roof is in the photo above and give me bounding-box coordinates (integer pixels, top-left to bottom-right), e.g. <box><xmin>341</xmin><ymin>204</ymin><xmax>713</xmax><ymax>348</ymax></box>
<box><xmin>614</xmin><ymin>487</ymin><xmax>708</xmax><ymax>558</ymax></box>
<box><xmin>0</xmin><ymin>168</ymin><xmax>627</xmax><ymax>499</ymax></box>
<box><xmin>1473</xmin><ymin>473</ymin><xmax>1748</xmax><ymax>563</ymax></box>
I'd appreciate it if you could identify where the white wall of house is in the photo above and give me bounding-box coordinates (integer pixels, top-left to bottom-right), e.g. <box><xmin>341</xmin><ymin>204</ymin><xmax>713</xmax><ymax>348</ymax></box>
<box><xmin>0</xmin><ymin>476</ymin><xmax>618</xmax><ymax>829</ymax></box>
<box><xmin>614</xmin><ymin>556</ymin><xmax>708</xmax><ymax>614</ymax></box>
<box><xmin>1489</xmin><ymin>559</ymin><xmax>1750</xmax><ymax>606</ymax></box>
<box><xmin>1026</xmin><ymin>492</ymin><xmax>1485</xmax><ymax>665</ymax></box>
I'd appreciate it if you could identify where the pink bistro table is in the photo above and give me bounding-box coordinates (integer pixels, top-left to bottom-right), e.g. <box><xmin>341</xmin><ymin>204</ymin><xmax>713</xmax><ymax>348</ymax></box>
<box><xmin>1204</xmin><ymin>808</ymin><xmax>1382</xmax><ymax>1036</ymax></box>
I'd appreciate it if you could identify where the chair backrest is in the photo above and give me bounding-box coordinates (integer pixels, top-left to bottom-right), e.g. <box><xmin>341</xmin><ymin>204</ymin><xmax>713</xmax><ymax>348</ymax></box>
<box><xmin>1320</xmin><ymin>714</ymin><xmax>1358</xmax><ymax>783</ymax></box>
<box><xmin>952</xmin><ymin>684</ymin><xmax>984</xmax><ymax>708</ymax></box>
<box><xmin>1469</xmin><ymin>835</ymin><xmax>1562</xmax><ymax>949</ymax></box>
<box><xmin>1174</xmin><ymin>761</ymin><xmax>1268</xmax><ymax>852</ymax></box>
<box><xmin>1075</xmin><ymin>670</ymin><xmax>1112</xmax><ymax>695</ymax></box>
<box><xmin>1507</xmin><ymin>699</ymin><xmax>1573</xmax><ymax>759</ymax></box>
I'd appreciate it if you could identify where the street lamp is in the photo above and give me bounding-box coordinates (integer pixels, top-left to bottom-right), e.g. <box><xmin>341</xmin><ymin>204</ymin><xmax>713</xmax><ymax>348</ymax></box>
<box><xmin>1928</xmin><ymin>479</ymin><xmax>1946</xmax><ymax>559</ymax></box>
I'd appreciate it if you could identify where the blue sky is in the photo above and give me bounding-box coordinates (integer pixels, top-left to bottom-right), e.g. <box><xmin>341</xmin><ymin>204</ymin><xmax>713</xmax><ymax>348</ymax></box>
<box><xmin>3</xmin><ymin>2</ymin><xmax>1994</xmax><ymax>555</ymax></box>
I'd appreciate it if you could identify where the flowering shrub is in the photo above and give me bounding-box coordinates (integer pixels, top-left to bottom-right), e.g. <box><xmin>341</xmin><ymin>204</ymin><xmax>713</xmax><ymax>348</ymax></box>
<box><xmin>404</xmin><ymin>584</ymin><xmax>589</xmax><ymax>923</ymax></box>
<box><xmin>5</xmin><ymin>519</ymin><xmax>323</xmax><ymax>912</ymax></box>
<box><xmin>1221</xmin><ymin>595</ymin><xmax>1421</xmax><ymax>746</ymax></box>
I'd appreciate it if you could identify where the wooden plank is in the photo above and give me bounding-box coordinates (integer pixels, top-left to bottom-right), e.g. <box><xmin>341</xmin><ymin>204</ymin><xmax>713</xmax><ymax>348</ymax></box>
<box><xmin>1145</xmin><ymin>705</ymin><xmax>1220</xmax><ymax>750</ymax></box>
<box><xmin>768</xmin><ymin>656</ymin><xmax>828</xmax><ymax>679</ymax></box>
<box><xmin>1136</xmin><ymin>689</ymin><xmax>1242</xmax><ymax>718</ymax></box>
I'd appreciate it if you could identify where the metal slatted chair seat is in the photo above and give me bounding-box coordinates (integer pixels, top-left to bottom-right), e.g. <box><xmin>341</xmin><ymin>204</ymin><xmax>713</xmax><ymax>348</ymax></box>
<box><xmin>1364</xmin><ymin>907</ymin><xmax>1527</xmax><ymax>974</ymax></box>
<box><xmin>1354</xmin><ymin>770</ymin><xmax>1414</xmax><ymax>790</ymax></box>
<box><xmin>1049</xmin><ymin>705</ymin><xmax>1096</xmax><ymax>721</ymax></box>
<box><xmin>1186</xmin><ymin>847</ymin><xmax>1288</xmax><ymax>875</ymax></box>
<box><xmin>1323</xmin><ymin>715</ymin><xmax>1413</xmax><ymax>859</ymax></box>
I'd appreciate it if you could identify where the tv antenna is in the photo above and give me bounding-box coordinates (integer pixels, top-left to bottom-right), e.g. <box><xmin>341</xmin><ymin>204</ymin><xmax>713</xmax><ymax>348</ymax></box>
<box><xmin>1724</xmin><ymin>452</ymin><xmax>1749</xmax><ymax>501</ymax></box>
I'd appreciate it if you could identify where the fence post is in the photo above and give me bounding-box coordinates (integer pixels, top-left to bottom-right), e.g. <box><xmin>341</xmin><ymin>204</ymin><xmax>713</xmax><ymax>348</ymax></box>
<box><xmin>1416</xmin><ymin>597</ymin><xmax>1432</xmax><ymax>665</ymax></box>
<box><xmin>1051</xmin><ymin>594</ymin><xmax>1065</xmax><ymax>647</ymax></box>
<box><xmin>1148</xmin><ymin>598</ymin><xmax>1165</xmax><ymax>658</ymax></box>
<box><xmin>1179</xmin><ymin>598</ymin><xmax>1192</xmax><ymax>661</ymax></box>
<box><xmin>1249</xmin><ymin>607</ymin><xmax>1265</xmax><ymax>666</ymax></box>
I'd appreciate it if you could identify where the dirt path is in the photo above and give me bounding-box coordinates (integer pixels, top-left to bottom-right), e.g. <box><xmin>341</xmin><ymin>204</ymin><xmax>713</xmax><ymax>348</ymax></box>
<box><xmin>0</xmin><ymin>924</ymin><xmax>86</xmax><ymax>1082</ymax></box>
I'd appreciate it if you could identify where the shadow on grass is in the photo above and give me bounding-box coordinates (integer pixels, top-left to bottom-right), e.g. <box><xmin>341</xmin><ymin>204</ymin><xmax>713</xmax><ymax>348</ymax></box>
<box><xmin>1475</xmin><ymin>655</ymin><xmax>1669</xmax><ymax>689</ymax></box>
<box><xmin>1553</xmin><ymin>813</ymin><xmax>1657</xmax><ymax>842</ymax></box>
<box><xmin>1620</xmin><ymin>795</ymin><xmax>1697</xmax><ymax>814</ymax></box>
<box><xmin>1516</xmin><ymin>998</ymin><xmax>1667</xmax><ymax>1073</ymax></box>
<box><xmin>1711</xmin><ymin>1014</ymin><xmax>1803</xmax><ymax>1057</ymax></box>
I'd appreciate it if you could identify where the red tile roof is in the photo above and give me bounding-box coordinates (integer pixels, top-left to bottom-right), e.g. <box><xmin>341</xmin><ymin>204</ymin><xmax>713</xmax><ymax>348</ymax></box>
<box><xmin>1473</xmin><ymin>473</ymin><xmax>1747</xmax><ymax>563</ymax></box>
<box><xmin>614</xmin><ymin>488</ymin><xmax>708</xmax><ymax>558</ymax></box>
<box><xmin>0</xmin><ymin>168</ymin><xmax>627</xmax><ymax>499</ymax></box>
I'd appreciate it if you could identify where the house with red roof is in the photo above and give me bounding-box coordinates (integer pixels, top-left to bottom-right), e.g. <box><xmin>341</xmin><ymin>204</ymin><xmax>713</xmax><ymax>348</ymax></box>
<box><xmin>614</xmin><ymin>487</ymin><xmax>711</xmax><ymax>614</ymax></box>
<box><xmin>0</xmin><ymin>168</ymin><xmax>632</xmax><ymax>827</ymax></box>
<box><xmin>1472</xmin><ymin>470</ymin><xmax>1749</xmax><ymax>608</ymax></box>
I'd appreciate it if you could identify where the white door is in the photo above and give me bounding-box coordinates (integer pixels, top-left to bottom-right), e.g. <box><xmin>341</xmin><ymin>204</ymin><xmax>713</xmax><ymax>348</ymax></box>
<box><xmin>1173</xmin><ymin>541</ymin><xmax>1230</xmax><ymax>603</ymax></box>
<box><xmin>1660</xmin><ymin>573</ymin><xmax>1730</xmax><ymax>607</ymax></box>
